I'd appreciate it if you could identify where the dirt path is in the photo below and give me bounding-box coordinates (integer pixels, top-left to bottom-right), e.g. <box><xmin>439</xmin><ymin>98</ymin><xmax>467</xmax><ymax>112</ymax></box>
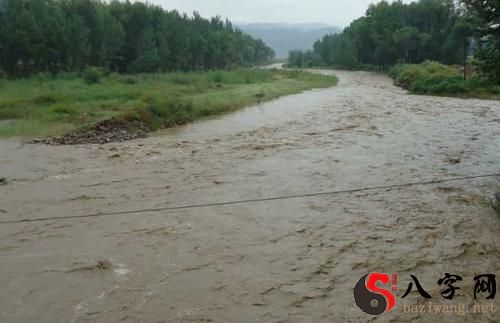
<box><xmin>1</xmin><ymin>70</ymin><xmax>500</xmax><ymax>322</ymax></box>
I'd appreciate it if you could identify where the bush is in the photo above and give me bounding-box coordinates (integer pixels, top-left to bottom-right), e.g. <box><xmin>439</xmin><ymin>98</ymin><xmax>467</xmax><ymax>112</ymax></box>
<box><xmin>172</xmin><ymin>75</ymin><xmax>197</xmax><ymax>85</ymax></box>
<box><xmin>389</xmin><ymin>61</ymin><xmax>500</xmax><ymax>98</ymax></box>
<box><xmin>210</xmin><ymin>71</ymin><xmax>225</xmax><ymax>83</ymax></box>
<box><xmin>287</xmin><ymin>70</ymin><xmax>301</xmax><ymax>79</ymax></box>
<box><xmin>204</xmin><ymin>69</ymin><xmax>274</xmax><ymax>85</ymax></box>
<box><xmin>34</xmin><ymin>94</ymin><xmax>59</xmax><ymax>104</ymax></box>
<box><xmin>147</xmin><ymin>98</ymin><xmax>194</xmax><ymax>126</ymax></box>
<box><xmin>118</xmin><ymin>97</ymin><xmax>195</xmax><ymax>130</ymax></box>
<box><xmin>390</xmin><ymin>61</ymin><xmax>467</xmax><ymax>95</ymax></box>
<box><xmin>51</xmin><ymin>105</ymin><xmax>77</xmax><ymax>115</ymax></box>
<box><xmin>128</xmin><ymin>51</ymin><xmax>160</xmax><ymax>74</ymax></box>
<box><xmin>83</xmin><ymin>67</ymin><xmax>102</xmax><ymax>85</ymax></box>
<box><xmin>121</xmin><ymin>76</ymin><xmax>138</xmax><ymax>84</ymax></box>
<box><xmin>57</xmin><ymin>72</ymin><xmax>79</xmax><ymax>80</ymax></box>
<box><xmin>35</xmin><ymin>72</ymin><xmax>54</xmax><ymax>83</ymax></box>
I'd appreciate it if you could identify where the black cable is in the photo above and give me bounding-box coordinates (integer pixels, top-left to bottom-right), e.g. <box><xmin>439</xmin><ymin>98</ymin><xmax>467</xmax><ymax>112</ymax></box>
<box><xmin>1</xmin><ymin>173</ymin><xmax>498</xmax><ymax>225</ymax></box>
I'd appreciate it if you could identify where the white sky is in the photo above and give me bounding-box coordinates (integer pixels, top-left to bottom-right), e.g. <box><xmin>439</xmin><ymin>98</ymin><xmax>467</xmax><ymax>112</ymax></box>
<box><xmin>140</xmin><ymin>0</ymin><xmax>410</xmax><ymax>27</ymax></box>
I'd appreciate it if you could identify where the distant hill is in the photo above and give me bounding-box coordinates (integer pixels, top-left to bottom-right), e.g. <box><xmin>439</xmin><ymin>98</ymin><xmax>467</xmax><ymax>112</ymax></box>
<box><xmin>239</xmin><ymin>23</ymin><xmax>341</xmax><ymax>58</ymax></box>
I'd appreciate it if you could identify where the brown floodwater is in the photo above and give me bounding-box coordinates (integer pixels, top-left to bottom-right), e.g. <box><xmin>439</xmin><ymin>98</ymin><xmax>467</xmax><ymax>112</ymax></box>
<box><xmin>1</xmin><ymin>70</ymin><xmax>500</xmax><ymax>322</ymax></box>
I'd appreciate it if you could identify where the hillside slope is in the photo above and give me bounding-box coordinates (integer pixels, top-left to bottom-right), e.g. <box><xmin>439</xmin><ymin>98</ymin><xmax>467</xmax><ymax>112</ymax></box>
<box><xmin>239</xmin><ymin>23</ymin><xmax>340</xmax><ymax>58</ymax></box>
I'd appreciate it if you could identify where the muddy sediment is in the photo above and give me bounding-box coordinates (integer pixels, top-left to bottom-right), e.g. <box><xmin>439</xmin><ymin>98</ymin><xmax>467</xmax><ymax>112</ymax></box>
<box><xmin>33</xmin><ymin>118</ymin><xmax>150</xmax><ymax>145</ymax></box>
<box><xmin>1</xmin><ymin>70</ymin><xmax>500</xmax><ymax>322</ymax></box>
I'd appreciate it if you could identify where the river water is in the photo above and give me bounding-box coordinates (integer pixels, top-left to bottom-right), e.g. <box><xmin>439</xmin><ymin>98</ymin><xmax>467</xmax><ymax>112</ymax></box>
<box><xmin>1</xmin><ymin>70</ymin><xmax>500</xmax><ymax>322</ymax></box>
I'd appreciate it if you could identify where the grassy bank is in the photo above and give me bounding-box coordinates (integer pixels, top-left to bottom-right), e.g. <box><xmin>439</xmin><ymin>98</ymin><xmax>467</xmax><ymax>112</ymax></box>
<box><xmin>389</xmin><ymin>61</ymin><xmax>500</xmax><ymax>99</ymax></box>
<box><xmin>0</xmin><ymin>69</ymin><xmax>337</xmax><ymax>139</ymax></box>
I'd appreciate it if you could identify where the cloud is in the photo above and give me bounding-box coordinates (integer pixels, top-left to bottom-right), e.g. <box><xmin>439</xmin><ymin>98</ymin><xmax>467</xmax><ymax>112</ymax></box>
<box><xmin>140</xmin><ymin>0</ymin><xmax>392</xmax><ymax>27</ymax></box>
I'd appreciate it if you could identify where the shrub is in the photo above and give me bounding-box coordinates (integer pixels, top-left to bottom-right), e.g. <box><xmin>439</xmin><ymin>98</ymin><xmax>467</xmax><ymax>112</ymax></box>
<box><xmin>390</xmin><ymin>61</ymin><xmax>469</xmax><ymax>95</ymax></box>
<box><xmin>172</xmin><ymin>75</ymin><xmax>197</xmax><ymax>85</ymax></box>
<box><xmin>34</xmin><ymin>94</ymin><xmax>58</xmax><ymax>105</ymax></box>
<box><xmin>57</xmin><ymin>72</ymin><xmax>79</xmax><ymax>80</ymax></box>
<box><xmin>48</xmin><ymin>105</ymin><xmax>79</xmax><ymax>122</ymax></box>
<box><xmin>128</xmin><ymin>51</ymin><xmax>160</xmax><ymax>74</ymax></box>
<box><xmin>287</xmin><ymin>70</ymin><xmax>301</xmax><ymax>79</ymax></box>
<box><xmin>204</xmin><ymin>69</ymin><xmax>274</xmax><ymax>85</ymax></box>
<box><xmin>83</xmin><ymin>67</ymin><xmax>102</xmax><ymax>85</ymax></box>
<box><xmin>51</xmin><ymin>105</ymin><xmax>78</xmax><ymax>115</ymax></box>
<box><xmin>121</xmin><ymin>76</ymin><xmax>138</xmax><ymax>84</ymax></box>
<box><xmin>211</xmin><ymin>72</ymin><xmax>225</xmax><ymax>83</ymax></box>
<box><xmin>35</xmin><ymin>72</ymin><xmax>53</xmax><ymax>83</ymax></box>
<box><xmin>147</xmin><ymin>98</ymin><xmax>194</xmax><ymax>126</ymax></box>
<box><xmin>117</xmin><ymin>97</ymin><xmax>195</xmax><ymax>130</ymax></box>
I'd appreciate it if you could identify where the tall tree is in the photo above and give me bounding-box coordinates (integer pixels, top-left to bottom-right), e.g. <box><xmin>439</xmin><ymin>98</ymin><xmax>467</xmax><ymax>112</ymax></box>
<box><xmin>289</xmin><ymin>0</ymin><xmax>486</xmax><ymax>72</ymax></box>
<box><xmin>462</xmin><ymin>0</ymin><xmax>500</xmax><ymax>82</ymax></box>
<box><xmin>0</xmin><ymin>0</ymin><xmax>275</xmax><ymax>76</ymax></box>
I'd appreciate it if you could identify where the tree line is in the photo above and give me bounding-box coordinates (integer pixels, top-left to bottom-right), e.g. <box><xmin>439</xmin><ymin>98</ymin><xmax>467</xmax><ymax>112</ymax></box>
<box><xmin>288</xmin><ymin>0</ymin><xmax>499</xmax><ymax>83</ymax></box>
<box><xmin>0</xmin><ymin>0</ymin><xmax>275</xmax><ymax>76</ymax></box>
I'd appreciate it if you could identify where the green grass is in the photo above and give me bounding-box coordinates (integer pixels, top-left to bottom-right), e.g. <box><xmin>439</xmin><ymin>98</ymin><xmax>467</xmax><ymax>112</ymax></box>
<box><xmin>389</xmin><ymin>61</ymin><xmax>500</xmax><ymax>99</ymax></box>
<box><xmin>0</xmin><ymin>69</ymin><xmax>337</xmax><ymax>138</ymax></box>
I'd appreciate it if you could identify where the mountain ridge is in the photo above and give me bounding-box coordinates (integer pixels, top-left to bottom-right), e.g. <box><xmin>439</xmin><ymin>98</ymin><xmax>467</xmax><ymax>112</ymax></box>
<box><xmin>238</xmin><ymin>23</ymin><xmax>341</xmax><ymax>58</ymax></box>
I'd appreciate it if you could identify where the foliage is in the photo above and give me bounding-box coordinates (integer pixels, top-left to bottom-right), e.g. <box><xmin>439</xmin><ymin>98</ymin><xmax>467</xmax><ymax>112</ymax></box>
<box><xmin>389</xmin><ymin>61</ymin><xmax>500</xmax><ymax>97</ymax></box>
<box><xmin>82</xmin><ymin>67</ymin><xmax>102</xmax><ymax>85</ymax></box>
<box><xmin>462</xmin><ymin>0</ymin><xmax>500</xmax><ymax>83</ymax></box>
<box><xmin>287</xmin><ymin>50</ymin><xmax>321</xmax><ymax>68</ymax></box>
<box><xmin>0</xmin><ymin>0</ymin><xmax>275</xmax><ymax>77</ymax></box>
<box><xmin>288</xmin><ymin>0</ymin><xmax>474</xmax><ymax>70</ymax></box>
<box><xmin>0</xmin><ymin>69</ymin><xmax>338</xmax><ymax>137</ymax></box>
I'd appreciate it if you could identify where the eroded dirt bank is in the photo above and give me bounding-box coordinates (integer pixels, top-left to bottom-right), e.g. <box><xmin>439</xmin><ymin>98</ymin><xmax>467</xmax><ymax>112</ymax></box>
<box><xmin>1</xmin><ymin>70</ymin><xmax>500</xmax><ymax>322</ymax></box>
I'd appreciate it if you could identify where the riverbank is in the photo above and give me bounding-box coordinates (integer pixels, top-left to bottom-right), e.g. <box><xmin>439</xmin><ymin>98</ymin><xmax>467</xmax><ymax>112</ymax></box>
<box><xmin>389</xmin><ymin>62</ymin><xmax>500</xmax><ymax>99</ymax></box>
<box><xmin>288</xmin><ymin>61</ymin><xmax>500</xmax><ymax>100</ymax></box>
<box><xmin>0</xmin><ymin>69</ymin><xmax>337</xmax><ymax>143</ymax></box>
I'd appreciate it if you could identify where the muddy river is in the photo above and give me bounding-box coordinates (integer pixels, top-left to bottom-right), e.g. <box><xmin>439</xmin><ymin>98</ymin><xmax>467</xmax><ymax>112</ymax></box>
<box><xmin>1</xmin><ymin>70</ymin><xmax>500</xmax><ymax>322</ymax></box>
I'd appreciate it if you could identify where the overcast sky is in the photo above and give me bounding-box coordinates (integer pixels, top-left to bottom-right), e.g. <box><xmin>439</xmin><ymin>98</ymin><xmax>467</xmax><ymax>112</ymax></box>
<box><xmin>141</xmin><ymin>0</ymin><xmax>403</xmax><ymax>27</ymax></box>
